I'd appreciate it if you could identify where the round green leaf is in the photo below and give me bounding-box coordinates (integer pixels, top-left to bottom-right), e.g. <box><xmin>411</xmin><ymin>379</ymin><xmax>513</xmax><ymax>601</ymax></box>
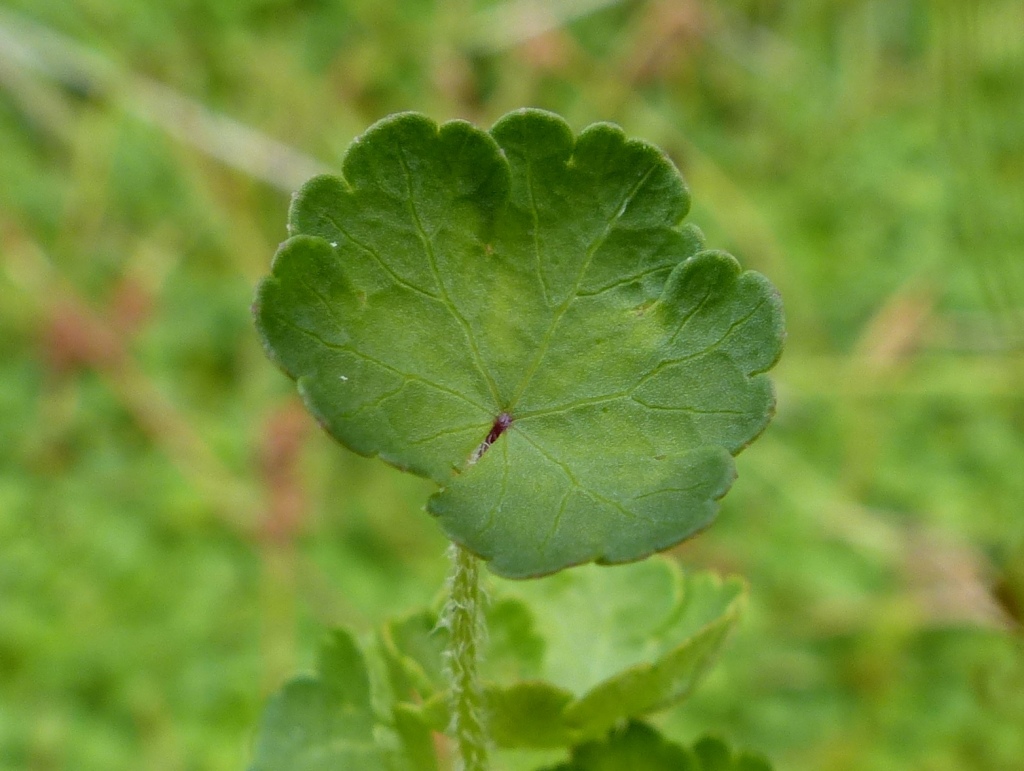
<box><xmin>254</xmin><ymin>109</ymin><xmax>784</xmax><ymax>578</ymax></box>
<box><xmin>380</xmin><ymin>558</ymin><xmax>745</xmax><ymax>748</ymax></box>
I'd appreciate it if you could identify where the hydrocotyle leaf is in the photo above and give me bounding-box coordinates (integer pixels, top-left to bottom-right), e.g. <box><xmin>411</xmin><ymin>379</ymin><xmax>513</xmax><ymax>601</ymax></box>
<box><xmin>254</xmin><ymin>108</ymin><xmax>784</xmax><ymax>578</ymax></box>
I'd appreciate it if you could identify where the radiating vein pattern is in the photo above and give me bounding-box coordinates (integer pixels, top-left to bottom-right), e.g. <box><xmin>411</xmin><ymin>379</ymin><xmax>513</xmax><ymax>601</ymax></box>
<box><xmin>254</xmin><ymin>108</ymin><xmax>784</xmax><ymax>578</ymax></box>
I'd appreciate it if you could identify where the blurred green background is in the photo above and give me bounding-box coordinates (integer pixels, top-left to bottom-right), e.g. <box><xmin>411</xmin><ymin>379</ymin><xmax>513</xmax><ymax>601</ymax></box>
<box><xmin>1</xmin><ymin>0</ymin><xmax>1022</xmax><ymax>769</ymax></box>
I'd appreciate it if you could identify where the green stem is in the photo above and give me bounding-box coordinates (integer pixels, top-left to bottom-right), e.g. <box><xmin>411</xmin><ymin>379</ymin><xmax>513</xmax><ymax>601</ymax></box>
<box><xmin>443</xmin><ymin>543</ymin><xmax>489</xmax><ymax>770</ymax></box>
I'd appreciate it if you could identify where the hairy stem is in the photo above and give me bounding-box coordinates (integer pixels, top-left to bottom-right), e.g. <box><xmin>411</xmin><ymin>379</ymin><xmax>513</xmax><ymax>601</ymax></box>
<box><xmin>442</xmin><ymin>543</ymin><xmax>489</xmax><ymax>770</ymax></box>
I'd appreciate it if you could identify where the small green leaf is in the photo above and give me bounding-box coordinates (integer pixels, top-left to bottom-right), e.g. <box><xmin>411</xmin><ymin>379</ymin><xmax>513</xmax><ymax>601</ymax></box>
<box><xmin>392</xmin><ymin>703</ymin><xmax>440</xmax><ymax>771</ymax></box>
<box><xmin>249</xmin><ymin>629</ymin><xmax>432</xmax><ymax>771</ymax></box>
<box><xmin>494</xmin><ymin>558</ymin><xmax>745</xmax><ymax>740</ymax></box>
<box><xmin>693</xmin><ymin>736</ymin><xmax>732</xmax><ymax>771</ymax></box>
<box><xmin>692</xmin><ymin>737</ymin><xmax>774</xmax><ymax>771</ymax></box>
<box><xmin>536</xmin><ymin>723</ymin><xmax>774</xmax><ymax>771</ymax></box>
<box><xmin>380</xmin><ymin>610</ymin><xmax>447</xmax><ymax>701</ymax></box>
<box><xmin>254</xmin><ymin>109</ymin><xmax>784</xmax><ymax>578</ymax></box>
<box><xmin>734</xmin><ymin>754</ymin><xmax>775</xmax><ymax>771</ymax></box>
<box><xmin>537</xmin><ymin>722</ymin><xmax>693</xmax><ymax>771</ymax></box>
<box><xmin>484</xmin><ymin>681</ymin><xmax>577</xmax><ymax>748</ymax></box>
<box><xmin>480</xmin><ymin>597</ymin><xmax>546</xmax><ymax>682</ymax></box>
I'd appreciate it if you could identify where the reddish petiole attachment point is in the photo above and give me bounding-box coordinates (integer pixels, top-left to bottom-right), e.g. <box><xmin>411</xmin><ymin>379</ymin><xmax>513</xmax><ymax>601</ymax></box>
<box><xmin>469</xmin><ymin>412</ymin><xmax>513</xmax><ymax>465</ymax></box>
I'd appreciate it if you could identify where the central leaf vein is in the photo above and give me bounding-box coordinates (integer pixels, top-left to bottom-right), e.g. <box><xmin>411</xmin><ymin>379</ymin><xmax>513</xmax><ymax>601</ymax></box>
<box><xmin>395</xmin><ymin>145</ymin><xmax>503</xmax><ymax>408</ymax></box>
<box><xmin>627</xmin><ymin>398</ymin><xmax>747</xmax><ymax>415</ymax></box>
<box><xmin>630</xmin><ymin>482</ymin><xmax>705</xmax><ymax>502</ymax></box>
<box><xmin>637</xmin><ymin>295</ymin><xmax>772</xmax><ymax>388</ymax></box>
<box><xmin>477</xmin><ymin>441</ymin><xmax>510</xmax><ymax>536</ymax></box>
<box><xmin>517</xmin><ymin>428</ymin><xmax>641</xmax><ymax>527</ymax></box>
<box><xmin>516</xmin><ymin>392</ymin><xmax>629</xmax><ymax>421</ymax></box>
<box><xmin>508</xmin><ymin>162</ymin><xmax>660</xmax><ymax>407</ymax></box>
<box><xmin>666</xmin><ymin>281</ymin><xmax>717</xmax><ymax>346</ymax></box>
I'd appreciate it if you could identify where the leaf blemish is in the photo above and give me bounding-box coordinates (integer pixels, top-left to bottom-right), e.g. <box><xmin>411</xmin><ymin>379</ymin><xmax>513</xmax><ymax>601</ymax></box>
<box><xmin>468</xmin><ymin>411</ymin><xmax>513</xmax><ymax>466</ymax></box>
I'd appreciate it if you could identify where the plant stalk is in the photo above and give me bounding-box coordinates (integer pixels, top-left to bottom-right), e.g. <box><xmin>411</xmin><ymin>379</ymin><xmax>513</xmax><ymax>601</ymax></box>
<box><xmin>442</xmin><ymin>543</ymin><xmax>489</xmax><ymax>770</ymax></box>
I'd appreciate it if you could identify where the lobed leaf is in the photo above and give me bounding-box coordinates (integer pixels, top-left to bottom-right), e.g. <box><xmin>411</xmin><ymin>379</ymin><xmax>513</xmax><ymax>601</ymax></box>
<box><xmin>382</xmin><ymin>557</ymin><xmax>745</xmax><ymax>747</ymax></box>
<box><xmin>254</xmin><ymin>108</ymin><xmax>784</xmax><ymax>577</ymax></box>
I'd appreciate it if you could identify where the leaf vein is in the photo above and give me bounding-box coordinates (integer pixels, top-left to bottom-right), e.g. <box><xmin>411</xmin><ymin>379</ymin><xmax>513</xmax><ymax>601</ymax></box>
<box><xmin>525</xmin><ymin>160</ymin><xmax>552</xmax><ymax>306</ymax></box>
<box><xmin>575</xmin><ymin>264</ymin><xmax>674</xmax><ymax>298</ymax></box>
<box><xmin>275</xmin><ymin>317</ymin><xmax>490</xmax><ymax>413</ymax></box>
<box><xmin>585</xmin><ymin>488</ymin><xmax>641</xmax><ymax>522</ymax></box>
<box><xmin>540</xmin><ymin>487</ymin><xmax>573</xmax><ymax>553</ymax></box>
<box><xmin>666</xmin><ymin>280</ymin><xmax>717</xmax><ymax>346</ymax></box>
<box><xmin>627</xmin><ymin>397</ymin><xmax>747</xmax><ymax>415</ymax></box>
<box><xmin>395</xmin><ymin>145</ymin><xmax>503</xmax><ymax>407</ymax></box>
<box><xmin>517</xmin><ymin>428</ymin><xmax>640</xmax><ymax>525</ymax></box>
<box><xmin>516</xmin><ymin>392</ymin><xmax>629</xmax><ymax>421</ymax></box>
<box><xmin>509</xmin><ymin>162</ymin><xmax>660</xmax><ymax>406</ymax></box>
<box><xmin>297</xmin><ymin>275</ymin><xmax>347</xmax><ymax>330</ymax></box>
<box><xmin>632</xmin><ymin>295</ymin><xmax>772</xmax><ymax>391</ymax></box>
<box><xmin>322</xmin><ymin>213</ymin><xmax>441</xmax><ymax>300</ymax></box>
<box><xmin>408</xmin><ymin>421</ymin><xmax>489</xmax><ymax>446</ymax></box>
<box><xmin>516</xmin><ymin>428</ymin><xmax>581</xmax><ymax>488</ymax></box>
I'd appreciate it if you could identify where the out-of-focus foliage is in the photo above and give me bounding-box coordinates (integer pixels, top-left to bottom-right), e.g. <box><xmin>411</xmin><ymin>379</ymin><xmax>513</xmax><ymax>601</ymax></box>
<box><xmin>539</xmin><ymin>723</ymin><xmax>772</xmax><ymax>771</ymax></box>
<box><xmin>247</xmin><ymin>563</ymin><xmax>744</xmax><ymax>768</ymax></box>
<box><xmin>248</xmin><ymin>629</ymin><xmax>434</xmax><ymax>771</ymax></box>
<box><xmin>0</xmin><ymin>1</ymin><xmax>1021</xmax><ymax>770</ymax></box>
<box><xmin>378</xmin><ymin>559</ymin><xmax>744</xmax><ymax>748</ymax></box>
